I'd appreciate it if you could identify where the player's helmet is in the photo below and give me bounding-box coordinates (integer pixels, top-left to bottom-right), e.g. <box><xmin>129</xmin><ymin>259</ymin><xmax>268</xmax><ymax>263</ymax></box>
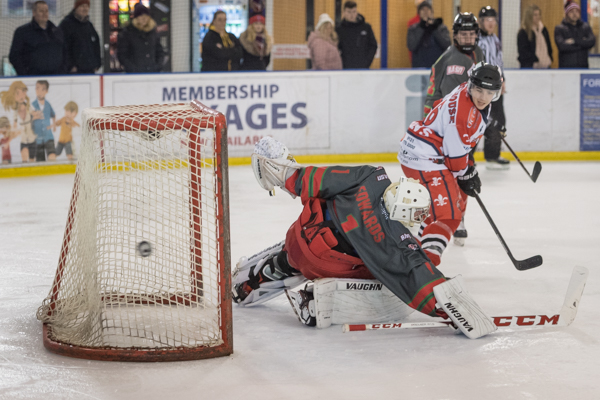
<box><xmin>478</xmin><ymin>6</ymin><xmax>498</xmax><ymax>19</ymax></box>
<box><xmin>453</xmin><ymin>13</ymin><xmax>479</xmax><ymax>53</ymax></box>
<box><xmin>468</xmin><ymin>62</ymin><xmax>503</xmax><ymax>102</ymax></box>
<box><xmin>384</xmin><ymin>177</ymin><xmax>430</xmax><ymax>227</ymax></box>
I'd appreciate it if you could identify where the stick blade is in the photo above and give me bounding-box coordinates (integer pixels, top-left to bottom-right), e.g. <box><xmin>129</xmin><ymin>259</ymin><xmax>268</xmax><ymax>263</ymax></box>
<box><xmin>558</xmin><ymin>266</ymin><xmax>589</xmax><ymax>326</ymax></box>
<box><xmin>515</xmin><ymin>255</ymin><xmax>543</xmax><ymax>271</ymax></box>
<box><xmin>531</xmin><ymin>161</ymin><xmax>542</xmax><ymax>182</ymax></box>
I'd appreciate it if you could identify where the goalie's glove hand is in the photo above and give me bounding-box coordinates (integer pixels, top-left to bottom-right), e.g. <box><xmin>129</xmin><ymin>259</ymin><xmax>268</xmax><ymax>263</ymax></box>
<box><xmin>457</xmin><ymin>165</ymin><xmax>481</xmax><ymax>197</ymax></box>
<box><xmin>252</xmin><ymin>137</ymin><xmax>301</xmax><ymax>198</ymax></box>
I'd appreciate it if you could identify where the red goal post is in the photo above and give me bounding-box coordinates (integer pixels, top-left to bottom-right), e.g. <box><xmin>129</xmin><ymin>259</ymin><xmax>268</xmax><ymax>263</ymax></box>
<box><xmin>37</xmin><ymin>100</ymin><xmax>232</xmax><ymax>362</ymax></box>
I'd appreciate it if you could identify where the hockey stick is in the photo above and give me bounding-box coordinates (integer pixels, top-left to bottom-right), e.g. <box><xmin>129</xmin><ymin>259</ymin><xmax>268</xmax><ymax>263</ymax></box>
<box><xmin>343</xmin><ymin>266</ymin><xmax>588</xmax><ymax>333</ymax></box>
<box><xmin>501</xmin><ymin>137</ymin><xmax>542</xmax><ymax>183</ymax></box>
<box><xmin>474</xmin><ymin>193</ymin><xmax>543</xmax><ymax>271</ymax></box>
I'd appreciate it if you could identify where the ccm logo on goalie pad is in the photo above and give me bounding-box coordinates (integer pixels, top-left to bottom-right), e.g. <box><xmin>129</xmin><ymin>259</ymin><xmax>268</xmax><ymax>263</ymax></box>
<box><xmin>445</xmin><ymin>302</ymin><xmax>474</xmax><ymax>332</ymax></box>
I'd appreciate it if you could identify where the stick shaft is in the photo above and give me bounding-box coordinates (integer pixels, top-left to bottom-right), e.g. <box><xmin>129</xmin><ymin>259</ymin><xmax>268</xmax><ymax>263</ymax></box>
<box><xmin>501</xmin><ymin>137</ymin><xmax>541</xmax><ymax>182</ymax></box>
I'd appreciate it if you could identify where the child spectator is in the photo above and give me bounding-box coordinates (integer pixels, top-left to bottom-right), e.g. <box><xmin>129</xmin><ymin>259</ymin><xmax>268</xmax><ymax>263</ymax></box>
<box><xmin>0</xmin><ymin>117</ymin><xmax>14</xmax><ymax>164</ymax></box>
<box><xmin>53</xmin><ymin>101</ymin><xmax>79</xmax><ymax>161</ymax></box>
<box><xmin>308</xmin><ymin>14</ymin><xmax>343</xmax><ymax>70</ymax></box>
<box><xmin>31</xmin><ymin>80</ymin><xmax>56</xmax><ymax>162</ymax></box>
<box><xmin>14</xmin><ymin>102</ymin><xmax>36</xmax><ymax>162</ymax></box>
<box><xmin>240</xmin><ymin>14</ymin><xmax>272</xmax><ymax>71</ymax></box>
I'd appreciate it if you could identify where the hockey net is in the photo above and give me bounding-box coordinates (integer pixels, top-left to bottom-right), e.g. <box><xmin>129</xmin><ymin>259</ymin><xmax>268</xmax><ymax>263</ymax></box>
<box><xmin>36</xmin><ymin>101</ymin><xmax>232</xmax><ymax>362</ymax></box>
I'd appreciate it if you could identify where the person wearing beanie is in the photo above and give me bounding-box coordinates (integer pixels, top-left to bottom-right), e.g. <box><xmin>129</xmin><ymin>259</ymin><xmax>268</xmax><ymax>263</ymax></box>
<box><xmin>406</xmin><ymin>2</ymin><xmax>450</xmax><ymax>68</ymax></box>
<box><xmin>117</xmin><ymin>3</ymin><xmax>166</xmax><ymax>73</ymax></box>
<box><xmin>240</xmin><ymin>14</ymin><xmax>272</xmax><ymax>70</ymax></box>
<box><xmin>201</xmin><ymin>10</ymin><xmax>242</xmax><ymax>72</ymax></box>
<box><xmin>59</xmin><ymin>0</ymin><xmax>102</xmax><ymax>74</ymax></box>
<box><xmin>554</xmin><ymin>0</ymin><xmax>596</xmax><ymax>68</ymax></box>
<box><xmin>307</xmin><ymin>13</ymin><xmax>342</xmax><ymax>70</ymax></box>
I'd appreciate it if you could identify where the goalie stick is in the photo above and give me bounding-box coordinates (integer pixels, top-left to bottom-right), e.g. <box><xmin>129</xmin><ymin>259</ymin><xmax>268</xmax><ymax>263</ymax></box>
<box><xmin>475</xmin><ymin>193</ymin><xmax>543</xmax><ymax>271</ymax></box>
<box><xmin>343</xmin><ymin>266</ymin><xmax>588</xmax><ymax>333</ymax></box>
<box><xmin>501</xmin><ymin>137</ymin><xmax>542</xmax><ymax>183</ymax></box>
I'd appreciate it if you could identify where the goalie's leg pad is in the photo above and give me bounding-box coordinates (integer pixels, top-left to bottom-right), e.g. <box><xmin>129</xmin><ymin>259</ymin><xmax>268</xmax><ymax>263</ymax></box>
<box><xmin>433</xmin><ymin>276</ymin><xmax>497</xmax><ymax>339</ymax></box>
<box><xmin>312</xmin><ymin>278</ymin><xmax>415</xmax><ymax>328</ymax></box>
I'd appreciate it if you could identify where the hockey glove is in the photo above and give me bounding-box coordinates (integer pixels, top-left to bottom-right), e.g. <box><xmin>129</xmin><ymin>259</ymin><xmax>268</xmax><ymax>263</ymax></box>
<box><xmin>457</xmin><ymin>165</ymin><xmax>481</xmax><ymax>197</ymax></box>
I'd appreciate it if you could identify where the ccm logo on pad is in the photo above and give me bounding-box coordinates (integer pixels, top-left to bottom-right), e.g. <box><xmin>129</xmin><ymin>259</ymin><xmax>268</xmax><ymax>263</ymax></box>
<box><xmin>447</xmin><ymin>65</ymin><xmax>465</xmax><ymax>75</ymax></box>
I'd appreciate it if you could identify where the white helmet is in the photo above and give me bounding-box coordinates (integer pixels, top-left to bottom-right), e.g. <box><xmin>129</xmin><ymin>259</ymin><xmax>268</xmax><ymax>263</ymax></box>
<box><xmin>384</xmin><ymin>177</ymin><xmax>430</xmax><ymax>227</ymax></box>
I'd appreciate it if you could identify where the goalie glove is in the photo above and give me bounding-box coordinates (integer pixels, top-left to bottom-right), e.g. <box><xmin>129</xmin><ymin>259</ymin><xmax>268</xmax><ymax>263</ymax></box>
<box><xmin>252</xmin><ymin>137</ymin><xmax>301</xmax><ymax>198</ymax></box>
<box><xmin>457</xmin><ymin>165</ymin><xmax>481</xmax><ymax>197</ymax></box>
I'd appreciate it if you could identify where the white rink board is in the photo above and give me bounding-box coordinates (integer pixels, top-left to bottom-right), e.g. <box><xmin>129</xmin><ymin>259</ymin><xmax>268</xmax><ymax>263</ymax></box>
<box><xmin>102</xmin><ymin>69</ymin><xmax>585</xmax><ymax>156</ymax></box>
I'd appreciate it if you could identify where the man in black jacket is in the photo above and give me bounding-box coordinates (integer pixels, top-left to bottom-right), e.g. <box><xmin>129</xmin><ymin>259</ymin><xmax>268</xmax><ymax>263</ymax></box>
<box><xmin>59</xmin><ymin>0</ymin><xmax>101</xmax><ymax>74</ymax></box>
<box><xmin>555</xmin><ymin>1</ymin><xmax>596</xmax><ymax>69</ymax></box>
<box><xmin>9</xmin><ymin>1</ymin><xmax>65</xmax><ymax>76</ymax></box>
<box><xmin>336</xmin><ymin>1</ymin><xmax>378</xmax><ymax>69</ymax></box>
<box><xmin>406</xmin><ymin>2</ymin><xmax>450</xmax><ymax>68</ymax></box>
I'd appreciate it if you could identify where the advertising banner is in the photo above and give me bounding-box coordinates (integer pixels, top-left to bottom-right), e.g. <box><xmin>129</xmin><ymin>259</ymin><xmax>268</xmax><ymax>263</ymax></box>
<box><xmin>580</xmin><ymin>74</ymin><xmax>600</xmax><ymax>151</ymax></box>
<box><xmin>0</xmin><ymin>76</ymin><xmax>100</xmax><ymax>165</ymax></box>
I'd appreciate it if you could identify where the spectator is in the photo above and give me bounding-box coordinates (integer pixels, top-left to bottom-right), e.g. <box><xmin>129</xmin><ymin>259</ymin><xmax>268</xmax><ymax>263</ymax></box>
<box><xmin>477</xmin><ymin>5</ymin><xmax>509</xmax><ymax>170</ymax></box>
<box><xmin>406</xmin><ymin>2</ymin><xmax>450</xmax><ymax>68</ymax></box>
<box><xmin>555</xmin><ymin>1</ymin><xmax>596</xmax><ymax>69</ymax></box>
<box><xmin>117</xmin><ymin>3</ymin><xmax>166</xmax><ymax>73</ymax></box>
<box><xmin>240</xmin><ymin>14</ymin><xmax>272</xmax><ymax>71</ymax></box>
<box><xmin>59</xmin><ymin>0</ymin><xmax>102</xmax><ymax>74</ymax></box>
<box><xmin>9</xmin><ymin>1</ymin><xmax>65</xmax><ymax>76</ymax></box>
<box><xmin>307</xmin><ymin>13</ymin><xmax>343</xmax><ymax>70</ymax></box>
<box><xmin>407</xmin><ymin>0</ymin><xmax>428</xmax><ymax>63</ymax></box>
<box><xmin>201</xmin><ymin>10</ymin><xmax>242</xmax><ymax>72</ymax></box>
<box><xmin>517</xmin><ymin>5</ymin><xmax>552</xmax><ymax>69</ymax></box>
<box><xmin>336</xmin><ymin>1</ymin><xmax>378</xmax><ymax>69</ymax></box>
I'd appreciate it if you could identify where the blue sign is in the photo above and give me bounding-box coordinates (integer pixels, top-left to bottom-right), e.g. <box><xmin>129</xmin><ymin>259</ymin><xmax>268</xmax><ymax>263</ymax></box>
<box><xmin>580</xmin><ymin>74</ymin><xmax>600</xmax><ymax>151</ymax></box>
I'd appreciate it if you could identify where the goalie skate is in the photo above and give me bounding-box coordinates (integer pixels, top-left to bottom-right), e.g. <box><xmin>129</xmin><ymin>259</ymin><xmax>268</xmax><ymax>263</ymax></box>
<box><xmin>232</xmin><ymin>241</ymin><xmax>306</xmax><ymax>306</ymax></box>
<box><xmin>285</xmin><ymin>285</ymin><xmax>317</xmax><ymax>327</ymax></box>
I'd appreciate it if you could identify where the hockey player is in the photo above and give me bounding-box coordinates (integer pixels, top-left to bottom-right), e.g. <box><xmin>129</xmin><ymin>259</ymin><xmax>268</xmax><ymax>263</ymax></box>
<box><xmin>424</xmin><ymin>12</ymin><xmax>484</xmax><ymax>116</ymax></box>
<box><xmin>477</xmin><ymin>6</ymin><xmax>510</xmax><ymax>170</ymax></box>
<box><xmin>232</xmin><ymin>137</ymin><xmax>497</xmax><ymax>340</ymax></box>
<box><xmin>398</xmin><ymin>62</ymin><xmax>503</xmax><ymax>266</ymax></box>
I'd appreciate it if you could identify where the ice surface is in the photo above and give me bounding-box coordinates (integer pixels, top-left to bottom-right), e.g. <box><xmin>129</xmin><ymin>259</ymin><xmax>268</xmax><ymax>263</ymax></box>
<box><xmin>1</xmin><ymin>162</ymin><xmax>599</xmax><ymax>400</ymax></box>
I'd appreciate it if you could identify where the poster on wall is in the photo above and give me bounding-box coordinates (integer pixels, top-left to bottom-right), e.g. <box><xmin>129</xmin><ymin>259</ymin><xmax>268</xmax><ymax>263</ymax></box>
<box><xmin>0</xmin><ymin>76</ymin><xmax>98</xmax><ymax>166</ymax></box>
<box><xmin>104</xmin><ymin>73</ymin><xmax>330</xmax><ymax>157</ymax></box>
<box><xmin>580</xmin><ymin>74</ymin><xmax>600</xmax><ymax>151</ymax></box>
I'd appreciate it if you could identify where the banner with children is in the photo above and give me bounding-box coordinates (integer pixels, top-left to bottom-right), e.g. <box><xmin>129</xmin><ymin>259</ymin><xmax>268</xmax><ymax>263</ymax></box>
<box><xmin>0</xmin><ymin>76</ymin><xmax>99</xmax><ymax>165</ymax></box>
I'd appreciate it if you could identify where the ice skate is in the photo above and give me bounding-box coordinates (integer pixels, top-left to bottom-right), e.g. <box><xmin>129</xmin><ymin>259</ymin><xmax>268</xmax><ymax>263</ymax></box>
<box><xmin>485</xmin><ymin>156</ymin><xmax>510</xmax><ymax>170</ymax></box>
<box><xmin>285</xmin><ymin>285</ymin><xmax>317</xmax><ymax>327</ymax></box>
<box><xmin>453</xmin><ymin>218</ymin><xmax>467</xmax><ymax>246</ymax></box>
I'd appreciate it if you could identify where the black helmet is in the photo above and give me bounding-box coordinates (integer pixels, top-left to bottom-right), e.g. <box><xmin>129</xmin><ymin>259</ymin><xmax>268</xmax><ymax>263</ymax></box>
<box><xmin>453</xmin><ymin>13</ymin><xmax>479</xmax><ymax>53</ymax></box>
<box><xmin>468</xmin><ymin>62</ymin><xmax>503</xmax><ymax>101</ymax></box>
<box><xmin>453</xmin><ymin>12</ymin><xmax>479</xmax><ymax>34</ymax></box>
<box><xmin>479</xmin><ymin>6</ymin><xmax>497</xmax><ymax>19</ymax></box>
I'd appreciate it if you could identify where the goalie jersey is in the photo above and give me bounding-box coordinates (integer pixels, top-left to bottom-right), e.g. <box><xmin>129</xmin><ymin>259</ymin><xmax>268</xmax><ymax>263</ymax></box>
<box><xmin>284</xmin><ymin>165</ymin><xmax>445</xmax><ymax>317</ymax></box>
<box><xmin>398</xmin><ymin>82</ymin><xmax>488</xmax><ymax>176</ymax></box>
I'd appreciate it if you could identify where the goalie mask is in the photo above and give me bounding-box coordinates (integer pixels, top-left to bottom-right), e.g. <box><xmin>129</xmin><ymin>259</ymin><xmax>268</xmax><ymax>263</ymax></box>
<box><xmin>383</xmin><ymin>177</ymin><xmax>430</xmax><ymax>227</ymax></box>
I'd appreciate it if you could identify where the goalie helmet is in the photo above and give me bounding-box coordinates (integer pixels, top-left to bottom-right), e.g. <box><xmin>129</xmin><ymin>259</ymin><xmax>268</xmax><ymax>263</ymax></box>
<box><xmin>453</xmin><ymin>13</ymin><xmax>479</xmax><ymax>53</ymax></box>
<box><xmin>383</xmin><ymin>177</ymin><xmax>430</xmax><ymax>227</ymax></box>
<box><xmin>468</xmin><ymin>62</ymin><xmax>503</xmax><ymax>102</ymax></box>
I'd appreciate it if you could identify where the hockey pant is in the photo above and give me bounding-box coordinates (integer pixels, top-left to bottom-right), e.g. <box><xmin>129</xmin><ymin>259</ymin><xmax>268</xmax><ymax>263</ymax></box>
<box><xmin>284</xmin><ymin>198</ymin><xmax>375</xmax><ymax>281</ymax></box>
<box><xmin>402</xmin><ymin>166</ymin><xmax>466</xmax><ymax>266</ymax></box>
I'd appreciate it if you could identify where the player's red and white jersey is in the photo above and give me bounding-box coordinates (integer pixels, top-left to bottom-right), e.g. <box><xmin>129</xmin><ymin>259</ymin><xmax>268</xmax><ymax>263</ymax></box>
<box><xmin>398</xmin><ymin>82</ymin><xmax>488</xmax><ymax>176</ymax></box>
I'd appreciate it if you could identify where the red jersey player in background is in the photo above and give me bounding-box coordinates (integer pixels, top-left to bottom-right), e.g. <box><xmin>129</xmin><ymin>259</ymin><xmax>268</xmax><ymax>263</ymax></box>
<box><xmin>398</xmin><ymin>62</ymin><xmax>503</xmax><ymax>267</ymax></box>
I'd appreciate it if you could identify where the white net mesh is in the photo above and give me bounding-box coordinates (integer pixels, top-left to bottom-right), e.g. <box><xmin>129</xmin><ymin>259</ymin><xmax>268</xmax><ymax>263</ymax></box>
<box><xmin>37</xmin><ymin>103</ymin><xmax>230</xmax><ymax>355</ymax></box>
